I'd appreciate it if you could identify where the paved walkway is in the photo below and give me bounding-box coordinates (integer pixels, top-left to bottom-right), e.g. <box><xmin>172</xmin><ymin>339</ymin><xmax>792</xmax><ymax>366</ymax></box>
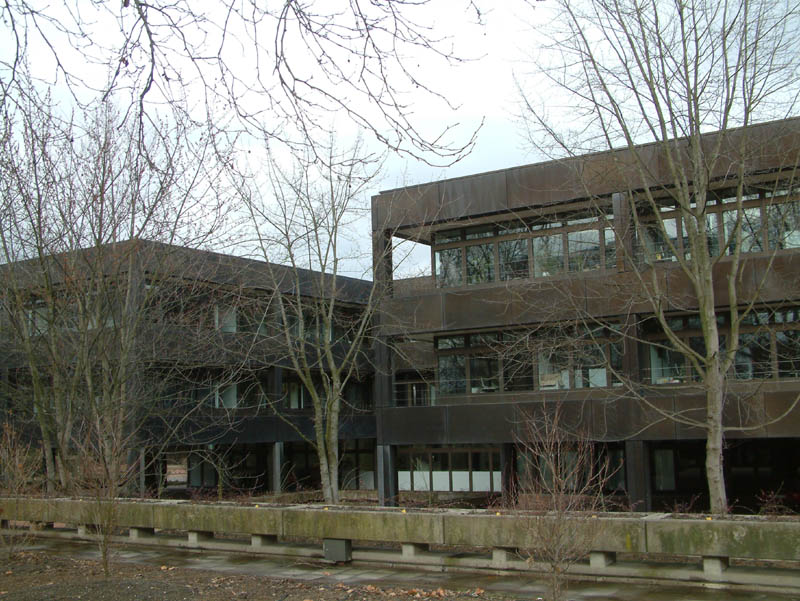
<box><xmin>26</xmin><ymin>539</ymin><xmax>793</xmax><ymax>601</ymax></box>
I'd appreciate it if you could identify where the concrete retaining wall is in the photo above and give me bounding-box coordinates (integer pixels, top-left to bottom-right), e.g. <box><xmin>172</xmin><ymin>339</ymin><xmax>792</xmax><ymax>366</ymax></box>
<box><xmin>1</xmin><ymin>498</ymin><xmax>798</xmax><ymax>592</ymax></box>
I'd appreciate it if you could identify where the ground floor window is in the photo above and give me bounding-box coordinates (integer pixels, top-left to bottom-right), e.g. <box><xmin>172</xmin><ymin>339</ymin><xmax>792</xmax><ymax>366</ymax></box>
<box><xmin>396</xmin><ymin>445</ymin><xmax>502</xmax><ymax>492</ymax></box>
<box><xmin>284</xmin><ymin>439</ymin><xmax>376</xmax><ymax>491</ymax></box>
<box><xmin>340</xmin><ymin>439</ymin><xmax>376</xmax><ymax>490</ymax></box>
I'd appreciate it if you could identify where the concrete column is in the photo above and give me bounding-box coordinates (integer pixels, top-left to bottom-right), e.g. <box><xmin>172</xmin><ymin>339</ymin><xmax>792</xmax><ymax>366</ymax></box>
<box><xmin>703</xmin><ymin>556</ymin><xmax>729</xmax><ymax>580</ymax></box>
<box><xmin>129</xmin><ymin>527</ymin><xmax>155</xmax><ymax>540</ymax></box>
<box><xmin>401</xmin><ymin>542</ymin><xmax>428</xmax><ymax>558</ymax></box>
<box><xmin>625</xmin><ymin>440</ymin><xmax>652</xmax><ymax>511</ymax></box>
<box><xmin>271</xmin><ymin>366</ymin><xmax>283</xmax><ymax>401</ymax></box>
<box><xmin>500</xmin><ymin>443</ymin><xmax>515</xmax><ymax>504</ymax></box>
<box><xmin>376</xmin><ymin>444</ymin><xmax>398</xmax><ymax>506</ymax></box>
<box><xmin>611</xmin><ymin>191</ymin><xmax>633</xmax><ymax>268</ymax></box>
<box><xmin>491</xmin><ymin>547</ymin><xmax>517</xmax><ymax>568</ymax></box>
<box><xmin>589</xmin><ymin>551</ymin><xmax>617</xmax><ymax>568</ymax></box>
<box><xmin>188</xmin><ymin>530</ymin><xmax>213</xmax><ymax>546</ymax></box>
<box><xmin>271</xmin><ymin>442</ymin><xmax>284</xmax><ymax>493</ymax></box>
<box><xmin>251</xmin><ymin>534</ymin><xmax>278</xmax><ymax>547</ymax></box>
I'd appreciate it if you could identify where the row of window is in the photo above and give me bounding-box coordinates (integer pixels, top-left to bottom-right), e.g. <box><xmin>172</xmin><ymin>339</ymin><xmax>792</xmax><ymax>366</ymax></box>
<box><xmin>434</xmin><ymin>215</ymin><xmax>617</xmax><ymax>287</ymax></box>
<box><xmin>432</xmin><ymin>190</ymin><xmax>800</xmax><ymax>288</ymax></box>
<box><xmin>644</xmin><ymin>308</ymin><xmax>800</xmax><ymax>383</ymax></box>
<box><xmin>435</xmin><ymin>329</ymin><xmax>622</xmax><ymax>396</ymax></box>
<box><xmin>395</xmin><ymin>309</ymin><xmax>800</xmax><ymax>404</ymax></box>
<box><xmin>636</xmin><ymin>192</ymin><xmax>800</xmax><ymax>263</ymax></box>
<box><xmin>177</xmin><ymin>377</ymin><xmax>372</xmax><ymax>410</ymax></box>
<box><xmin>397</xmin><ymin>445</ymin><xmax>502</xmax><ymax>492</ymax></box>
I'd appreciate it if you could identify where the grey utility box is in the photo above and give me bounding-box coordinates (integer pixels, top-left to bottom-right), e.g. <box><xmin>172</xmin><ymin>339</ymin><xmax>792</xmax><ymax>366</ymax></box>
<box><xmin>323</xmin><ymin>538</ymin><xmax>353</xmax><ymax>562</ymax></box>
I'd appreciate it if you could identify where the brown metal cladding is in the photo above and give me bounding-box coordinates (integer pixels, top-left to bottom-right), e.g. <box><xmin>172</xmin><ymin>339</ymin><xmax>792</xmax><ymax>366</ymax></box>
<box><xmin>373</xmin><ymin>118</ymin><xmax>800</xmax><ymax>235</ymax></box>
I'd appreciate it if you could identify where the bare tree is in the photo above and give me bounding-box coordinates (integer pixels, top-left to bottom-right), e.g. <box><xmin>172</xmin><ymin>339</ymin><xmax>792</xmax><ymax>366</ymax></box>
<box><xmin>0</xmin><ymin>1</ymin><xmax>483</xmax><ymax>167</ymax></box>
<box><xmin>241</xmin><ymin>140</ymin><xmax>389</xmax><ymax>504</ymax></box>
<box><xmin>0</xmin><ymin>82</ymin><xmax>233</xmax><ymax>496</ymax></box>
<box><xmin>0</xmin><ymin>422</ymin><xmax>42</xmax><ymax>558</ymax></box>
<box><xmin>518</xmin><ymin>0</ymin><xmax>800</xmax><ymax>514</ymax></box>
<box><xmin>514</xmin><ymin>404</ymin><xmax>616</xmax><ymax>601</ymax></box>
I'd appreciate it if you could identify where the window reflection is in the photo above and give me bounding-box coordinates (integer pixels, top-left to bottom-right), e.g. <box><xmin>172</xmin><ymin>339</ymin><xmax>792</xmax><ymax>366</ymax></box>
<box><xmin>499</xmin><ymin>239</ymin><xmax>529</xmax><ymax>280</ymax></box>
<box><xmin>466</xmin><ymin>243</ymin><xmax>495</xmax><ymax>284</ymax></box>
<box><xmin>435</xmin><ymin>247</ymin><xmax>462</xmax><ymax>287</ymax></box>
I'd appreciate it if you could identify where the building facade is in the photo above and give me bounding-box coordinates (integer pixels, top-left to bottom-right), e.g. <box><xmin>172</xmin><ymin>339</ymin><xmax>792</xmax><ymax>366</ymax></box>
<box><xmin>371</xmin><ymin>118</ymin><xmax>800</xmax><ymax>511</ymax></box>
<box><xmin>4</xmin><ymin>119</ymin><xmax>800</xmax><ymax>511</ymax></box>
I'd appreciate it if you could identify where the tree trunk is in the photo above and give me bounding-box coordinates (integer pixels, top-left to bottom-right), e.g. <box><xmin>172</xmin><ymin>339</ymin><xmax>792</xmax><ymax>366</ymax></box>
<box><xmin>706</xmin><ymin>371</ymin><xmax>728</xmax><ymax>514</ymax></box>
<box><xmin>41</xmin><ymin>438</ymin><xmax>56</xmax><ymax>495</ymax></box>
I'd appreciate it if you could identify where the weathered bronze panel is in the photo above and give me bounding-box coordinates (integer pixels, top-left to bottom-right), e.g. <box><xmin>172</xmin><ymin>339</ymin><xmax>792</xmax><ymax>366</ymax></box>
<box><xmin>439</xmin><ymin>171</ymin><xmax>507</xmax><ymax>219</ymax></box>
<box><xmin>380</xmin><ymin>406</ymin><xmax>447</xmax><ymax>444</ymax></box>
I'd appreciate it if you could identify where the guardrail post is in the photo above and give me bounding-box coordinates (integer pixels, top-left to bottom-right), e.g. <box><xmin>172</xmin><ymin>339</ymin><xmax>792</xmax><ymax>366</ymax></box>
<box><xmin>589</xmin><ymin>551</ymin><xmax>617</xmax><ymax>568</ymax></box>
<box><xmin>251</xmin><ymin>534</ymin><xmax>278</xmax><ymax>547</ymax></box>
<box><xmin>492</xmin><ymin>547</ymin><xmax>517</xmax><ymax>568</ymax></box>
<box><xmin>129</xmin><ymin>527</ymin><xmax>155</xmax><ymax>540</ymax></box>
<box><xmin>401</xmin><ymin>542</ymin><xmax>429</xmax><ymax>558</ymax></box>
<box><xmin>703</xmin><ymin>556</ymin><xmax>729</xmax><ymax>580</ymax></box>
<box><xmin>188</xmin><ymin>530</ymin><xmax>213</xmax><ymax>546</ymax></box>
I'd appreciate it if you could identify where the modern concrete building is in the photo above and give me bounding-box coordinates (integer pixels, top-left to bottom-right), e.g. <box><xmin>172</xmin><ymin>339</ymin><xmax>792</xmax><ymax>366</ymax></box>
<box><xmin>4</xmin><ymin>119</ymin><xmax>800</xmax><ymax>511</ymax></box>
<box><xmin>0</xmin><ymin>239</ymin><xmax>377</xmax><ymax>495</ymax></box>
<box><xmin>370</xmin><ymin>117</ymin><xmax>800</xmax><ymax>511</ymax></box>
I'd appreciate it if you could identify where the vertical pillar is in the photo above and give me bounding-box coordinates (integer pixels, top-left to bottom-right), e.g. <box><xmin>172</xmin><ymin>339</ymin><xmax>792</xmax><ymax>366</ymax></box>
<box><xmin>376</xmin><ymin>444</ymin><xmax>398</xmax><ymax>506</ymax></box>
<box><xmin>139</xmin><ymin>448</ymin><xmax>146</xmax><ymax>498</ymax></box>
<box><xmin>271</xmin><ymin>442</ymin><xmax>284</xmax><ymax>493</ymax></box>
<box><xmin>625</xmin><ymin>440</ymin><xmax>652</xmax><ymax>511</ymax></box>
<box><xmin>611</xmin><ymin>191</ymin><xmax>633</xmax><ymax>268</ymax></box>
<box><xmin>271</xmin><ymin>366</ymin><xmax>283</xmax><ymax>403</ymax></box>
<box><xmin>500</xmin><ymin>443</ymin><xmax>516</xmax><ymax>505</ymax></box>
<box><xmin>703</xmin><ymin>556</ymin><xmax>729</xmax><ymax>580</ymax></box>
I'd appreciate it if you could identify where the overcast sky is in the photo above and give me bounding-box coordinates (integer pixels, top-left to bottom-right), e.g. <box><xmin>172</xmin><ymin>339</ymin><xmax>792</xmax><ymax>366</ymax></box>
<box><xmin>379</xmin><ymin>3</ymin><xmax>547</xmax><ymax>193</ymax></box>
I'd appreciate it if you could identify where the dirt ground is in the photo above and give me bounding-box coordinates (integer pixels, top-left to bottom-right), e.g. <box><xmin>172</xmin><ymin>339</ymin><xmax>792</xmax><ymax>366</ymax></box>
<box><xmin>0</xmin><ymin>551</ymin><xmax>506</xmax><ymax>601</ymax></box>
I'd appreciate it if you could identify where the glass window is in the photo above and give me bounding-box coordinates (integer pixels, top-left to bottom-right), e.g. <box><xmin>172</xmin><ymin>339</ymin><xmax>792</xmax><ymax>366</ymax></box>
<box><xmin>465</xmin><ymin>225</ymin><xmax>494</xmax><ymax>240</ymax></box>
<box><xmin>435</xmin><ymin>247</ymin><xmax>462</xmax><ymax>287</ymax></box>
<box><xmin>533</xmin><ymin>234</ymin><xmax>565</xmax><ymax>277</ymax></box>
<box><xmin>217</xmin><ymin>383</ymin><xmax>237</xmax><ymax>408</ymax></box>
<box><xmin>436</xmin><ymin>335</ymin><xmax>465</xmax><ymax>349</ymax></box>
<box><xmin>499</xmin><ymin>239</ymin><xmax>529</xmax><ymax>280</ymax></box>
<box><xmin>604</xmin><ymin>227</ymin><xmax>617</xmax><ymax>270</ymax></box>
<box><xmin>606</xmin><ymin>448</ymin><xmax>626</xmax><ymax>492</ymax></box>
<box><xmin>767</xmin><ymin>200</ymin><xmax>800</xmax><ymax>250</ymax></box>
<box><xmin>609</xmin><ymin>341</ymin><xmax>623</xmax><ymax>386</ymax></box>
<box><xmin>648</xmin><ymin>342</ymin><xmax>685</xmax><ymax>384</ymax></box>
<box><xmin>438</xmin><ymin>355</ymin><xmax>466</xmax><ymax>394</ymax></box>
<box><xmin>735</xmin><ymin>333</ymin><xmax>772</xmax><ymax>379</ymax></box>
<box><xmin>639</xmin><ymin>218</ymin><xmax>678</xmax><ymax>262</ymax></box>
<box><xmin>653</xmin><ymin>449</ymin><xmax>676</xmax><ymax>491</ymax></box>
<box><xmin>574</xmin><ymin>344</ymin><xmax>607</xmax><ymax>388</ymax></box>
<box><xmin>217</xmin><ymin>305</ymin><xmax>237</xmax><ymax>333</ymax></box>
<box><xmin>705</xmin><ymin>213</ymin><xmax>721</xmax><ymax>257</ymax></box>
<box><xmin>568</xmin><ymin>229</ymin><xmax>601</xmax><ymax>272</ymax></box>
<box><xmin>776</xmin><ymin>330</ymin><xmax>800</xmax><ymax>378</ymax></box>
<box><xmin>284</xmin><ymin>381</ymin><xmax>311</xmax><ymax>409</ymax></box>
<box><xmin>537</xmin><ymin>348</ymin><xmax>570</xmax><ymax>390</ymax></box>
<box><xmin>434</xmin><ymin>230</ymin><xmax>461</xmax><ymax>244</ymax></box>
<box><xmin>725</xmin><ymin>207</ymin><xmax>764</xmax><ymax>254</ymax></box>
<box><xmin>503</xmin><ymin>352</ymin><xmax>533</xmax><ymax>391</ymax></box>
<box><xmin>469</xmin><ymin>356</ymin><xmax>499</xmax><ymax>393</ymax></box>
<box><xmin>240</xmin><ymin>381</ymin><xmax>266</xmax><ymax>408</ymax></box>
<box><xmin>466</xmin><ymin>243</ymin><xmax>495</xmax><ymax>284</ymax></box>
